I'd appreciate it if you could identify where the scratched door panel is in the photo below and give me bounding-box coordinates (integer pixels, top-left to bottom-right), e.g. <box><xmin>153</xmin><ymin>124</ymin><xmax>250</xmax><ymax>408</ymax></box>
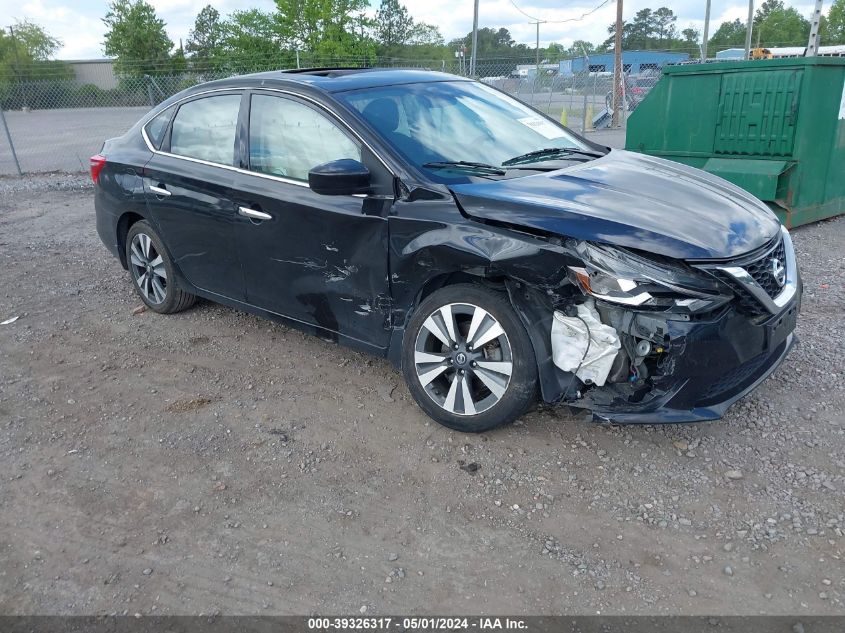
<box><xmin>714</xmin><ymin>69</ymin><xmax>802</xmax><ymax>157</ymax></box>
<box><xmin>231</xmin><ymin>91</ymin><xmax>393</xmax><ymax>349</ymax></box>
<box><xmin>231</xmin><ymin>177</ymin><xmax>391</xmax><ymax>349</ymax></box>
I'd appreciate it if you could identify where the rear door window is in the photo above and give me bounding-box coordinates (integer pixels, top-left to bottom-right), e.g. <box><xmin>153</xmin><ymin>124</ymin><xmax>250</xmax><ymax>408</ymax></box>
<box><xmin>170</xmin><ymin>95</ymin><xmax>241</xmax><ymax>166</ymax></box>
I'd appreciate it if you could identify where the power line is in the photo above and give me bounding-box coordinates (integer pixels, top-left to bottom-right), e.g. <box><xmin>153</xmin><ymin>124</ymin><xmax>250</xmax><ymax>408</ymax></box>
<box><xmin>507</xmin><ymin>0</ymin><xmax>613</xmax><ymax>24</ymax></box>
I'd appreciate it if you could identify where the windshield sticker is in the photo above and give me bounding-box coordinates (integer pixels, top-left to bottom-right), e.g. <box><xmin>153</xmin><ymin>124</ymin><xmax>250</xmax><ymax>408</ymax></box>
<box><xmin>517</xmin><ymin>116</ymin><xmax>566</xmax><ymax>139</ymax></box>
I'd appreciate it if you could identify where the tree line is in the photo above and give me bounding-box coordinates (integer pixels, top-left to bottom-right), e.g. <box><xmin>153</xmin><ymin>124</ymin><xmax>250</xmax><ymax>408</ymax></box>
<box><xmin>109</xmin><ymin>0</ymin><xmax>845</xmax><ymax>76</ymax></box>
<box><xmin>2</xmin><ymin>0</ymin><xmax>845</xmax><ymax>83</ymax></box>
<box><xmin>103</xmin><ymin>0</ymin><xmax>453</xmax><ymax>77</ymax></box>
<box><xmin>708</xmin><ymin>0</ymin><xmax>844</xmax><ymax>50</ymax></box>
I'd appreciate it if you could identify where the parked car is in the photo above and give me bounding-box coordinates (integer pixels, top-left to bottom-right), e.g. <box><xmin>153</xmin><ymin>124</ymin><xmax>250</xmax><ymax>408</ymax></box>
<box><xmin>93</xmin><ymin>69</ymin><xmax>801</xmax><ymax>432</ymax></box>
<box><xmin>605</xmin><ymin>70</ymin><xmax>662</xmax><ymax>112</ymax></box>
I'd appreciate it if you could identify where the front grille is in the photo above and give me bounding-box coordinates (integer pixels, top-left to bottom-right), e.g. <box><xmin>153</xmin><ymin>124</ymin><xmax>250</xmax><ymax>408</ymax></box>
<box><xmin>721</xmin><ymin>279</ymin><xmax>765</xmax><ymax>315</ymax></box>
<box><xmin>745</xmin><ymin>238</ymin><xmax>786</xmax><ymax>299</ymax></box>
<box><xmin>710</xmin><ymin>234</ymin><xmax>788</xmax><ymax>316</ymax></box>
<box><xmin>699</xmin><ymin>351</ymin><xmax>771</xmax><ymax>403</ymax></box>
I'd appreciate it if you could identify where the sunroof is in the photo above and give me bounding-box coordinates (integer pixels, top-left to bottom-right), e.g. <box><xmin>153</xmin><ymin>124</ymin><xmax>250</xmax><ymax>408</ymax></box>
<box><xmin>281</xmin><ymin>68</ymin><xmax>376</xmax><ymax>77</ymax></box>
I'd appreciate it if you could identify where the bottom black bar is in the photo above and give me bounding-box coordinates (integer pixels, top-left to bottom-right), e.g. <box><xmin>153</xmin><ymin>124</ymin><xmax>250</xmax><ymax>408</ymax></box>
<box><xmin>0</xmin><ymin>616</ymin><xmax>843</xmax><ymax>633</ymax></box>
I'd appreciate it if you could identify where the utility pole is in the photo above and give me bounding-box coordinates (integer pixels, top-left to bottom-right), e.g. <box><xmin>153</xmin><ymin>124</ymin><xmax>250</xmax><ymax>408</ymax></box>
<box><xmin>744</xmin><ymin>0</ymin><xmax>754</xmax><ymax>59</ymax></box>
<box><xmin>701</xmin><ymin>0</ymin><xmax>711</xmax><ymax>60</ymax></box>
<box><xmin>580</xmin><ymin>43</ymin><xmax>592</xmax><ymax>133</ymax></box>
<box><xmin>806</xmin><ymin>0</ymin><xmax>824</xmax><ymax>57</ymax></box>
<box><xmin>534</xmin><ymin>21</ymin><xmax>544</xmax><ymax>67</ymax></box>
<box><xmin>470</xmin><ymin>0</ymin><xmax>479</xmax><ymax>76</ymax></box>
<box><xmin>611</xmin><ymin>0</ymin><xmax>623</xmax><ymax>127</ymax></box>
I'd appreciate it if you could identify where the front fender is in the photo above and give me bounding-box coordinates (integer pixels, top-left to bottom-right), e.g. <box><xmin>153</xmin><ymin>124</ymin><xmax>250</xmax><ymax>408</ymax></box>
<box><xmin>385</xmin><ymin>200</ymin><xmax>580</xmax><ymax>395</ymax></box>
<box><xmin>504</xmin><ymin>280</ymin><xmax>576</xmax><ymax>404</ymax></box>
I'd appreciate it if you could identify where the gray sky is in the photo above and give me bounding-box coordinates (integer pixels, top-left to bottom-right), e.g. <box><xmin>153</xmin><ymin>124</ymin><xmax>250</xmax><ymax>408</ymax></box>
<box><xmin>0</xmin><ymin>0</ymin><xmax>818</xmax><ymax>60</ymax></box>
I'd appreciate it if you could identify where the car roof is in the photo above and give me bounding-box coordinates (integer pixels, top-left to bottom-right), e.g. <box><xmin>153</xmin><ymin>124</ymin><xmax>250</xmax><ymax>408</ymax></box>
<box><xmin>197</xmin><ymin>68</ymin><xmax>469</xmax><ymax>94</ymax></box>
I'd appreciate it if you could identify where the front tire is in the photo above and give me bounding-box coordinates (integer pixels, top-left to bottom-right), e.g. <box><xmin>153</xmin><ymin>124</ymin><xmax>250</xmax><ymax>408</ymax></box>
<box><xmin>125</xmin><ymin>220</ymin><xmax>196</xmax><ymax>314</ymax></box>
<box><xmin>402</xmin><ymin>284</ymin><xmax>538</xmax><ymax>432</ymax></box>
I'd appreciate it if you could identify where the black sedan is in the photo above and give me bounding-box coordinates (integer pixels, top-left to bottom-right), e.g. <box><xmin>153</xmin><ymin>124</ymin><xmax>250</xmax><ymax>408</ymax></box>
<box><xmin>93</xmin><ymin>68</ymin><xmax>800</xmax><ymax>431</ymax></box>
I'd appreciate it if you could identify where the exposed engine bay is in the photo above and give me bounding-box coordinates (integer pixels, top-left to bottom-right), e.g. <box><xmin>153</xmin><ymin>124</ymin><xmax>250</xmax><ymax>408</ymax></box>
<box><xmin>550</xmin><ymin>297</ymin><xmax>672</xmax><ymax>403</ymax></box>
<box><xmin>502</xmin><ymin>227</ymin><xmax>798</xmax><ymax>423</ymax></box>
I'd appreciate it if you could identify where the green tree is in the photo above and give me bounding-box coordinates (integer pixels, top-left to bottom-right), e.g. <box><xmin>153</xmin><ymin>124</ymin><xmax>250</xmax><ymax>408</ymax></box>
<box><xmin>372</xmin><ymin>0</ymin><xmax>442</xmax><ymax>57</ymax></box>
<box><xmin>0</xmin><ymin>20</ymin><xmax>68</xmax><ymax>80</ymax></box>
<box><xmin>186</xmin><ymin>5</ymin><xmax>226</xmax><ymax>64</ymax></box>
<box><xmin>545</xmin><ymin>42</ymin><xmax>566</xmax><ymax>57</ymax></box>
<box><xmin>0</xmin><ymin>21</ymin><xmax>70</xmax><ymax>109</ymax></box>
<box><xmin>374</xmin><ymin>0</ymin><xmax>415</xmax><ymax>49</ymax></box>
<box><xmin>753</xmin><ymin>1</ymin><xmax>784</xmax><ymax>28</ymax></box>
<box><xmin>681</xmin><ymin>27</ymin><xmax>700</xmax><ymax>50</ymax></box>
<box><xmin>409</xmin><ymin>23</ymin><xmax>444</xmax><ymax>47</ymax></box>
<box><xmin>821</xmin><ymin>0</ymin><xmax>845</xmax><ymax>43</ymax></box>
<box><xmin>653</xmin><ymin>7</ymin><xmax>677</xmax><ymax>45</ymax></box>
<box><xmin>221</xmin><ymin>9</ymin><xmax>288</xmax><ymax>71</ymax></box>
<box><xmin>275</xmin><ymin>0</ymin><xmax>374</xmax><ymax>60</ymax></box>
<box><xmin>451</xmin><ymin>27</ymin><xmax>528</xmax><ymax>58</ymax></box>
<box><xmin>708</xmin><ymin>18</ymin><xmax>747</xmax><ymax>51</ymax></box>
<box><xmin>102</xmin><ymin>0</ymin><xmax>174</xmax><ymax>76</ymax></box>
<box><xmin>627</xmin><ymin>9</ymin><xmax>655</xmax><ymax>48</ymax></box>
<box><xmin>603</xmin><ymin>7</ymin><xmax>680</xmax><ymax>50</ymax></box>
<box><xmin>318</xmin><ymin>16</ymin><xmax>377</xmax><ymax>60</ymax></box>
<box><xmin>753</xmin><ymin>0</ymin><xmax>810</xmax><ymax>47</ymax></box>
<box><xmin>565</xmin><ymin>40</ymin><xmax>597</xmax><ymax>58</ymax></box>
<box><xmin>7</xmin><ymin>20</ymin><xmax>62</xmax><ymax>61</ymax></box>
<box><xmin>170</xmin><ymin>42</ymin><xmax>187</xmax><ymax>73</ymax></box>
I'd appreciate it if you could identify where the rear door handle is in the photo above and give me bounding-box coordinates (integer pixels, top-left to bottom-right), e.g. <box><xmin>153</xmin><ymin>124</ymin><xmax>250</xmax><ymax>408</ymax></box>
<box><xmin>239</xmin><ymin>206</ymin><xmax>272</xmax><ymax>221</ymax></box>
<box><xmin>149</xmin><ymin>184</ymin><xmax>171</xmax><ymax>197</ymax></box>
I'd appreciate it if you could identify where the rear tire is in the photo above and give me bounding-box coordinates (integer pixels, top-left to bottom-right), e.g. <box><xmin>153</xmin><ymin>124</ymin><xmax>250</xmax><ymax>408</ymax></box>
<box><xmin>402</xmin><ymin>284</ymin><xmax>538</xmax><ymax>432</ymax></box>
<box><xmin>125</xmin><ymin>220</ymin><xmax>196</xmax><ymax>314</ymax></box>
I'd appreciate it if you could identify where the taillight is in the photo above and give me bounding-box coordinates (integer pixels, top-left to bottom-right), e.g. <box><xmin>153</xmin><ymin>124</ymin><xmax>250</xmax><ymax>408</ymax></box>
<box><xmin>90</xmin><ymin>154</ymin><xmax>106</xmax><ymax>184</ymax></box>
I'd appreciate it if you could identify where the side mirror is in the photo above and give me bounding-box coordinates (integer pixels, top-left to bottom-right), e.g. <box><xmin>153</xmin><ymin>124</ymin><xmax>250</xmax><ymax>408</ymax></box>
<box><xmin>308</xmin><ymin>159</ymin><xmax>371</xmax><ymax>196</ymax></box>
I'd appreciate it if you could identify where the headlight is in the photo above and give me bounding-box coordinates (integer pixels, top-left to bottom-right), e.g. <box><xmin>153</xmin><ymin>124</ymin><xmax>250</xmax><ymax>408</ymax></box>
<box><xmin>568</xmin><ymin>241</ymin><xmax>730</xmax><ymax>312</ymax></box>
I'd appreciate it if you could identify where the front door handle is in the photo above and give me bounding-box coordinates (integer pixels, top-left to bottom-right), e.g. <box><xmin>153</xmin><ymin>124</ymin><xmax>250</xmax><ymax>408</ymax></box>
<box><xmin>239</xmin><ymin>206</ymin><xmax>272</xmax><ymax>221</ymax></box>
<box><xmin>149</xmin><ymin>184</ymin><xmax>171</xmax><ymax>197</ymax></box>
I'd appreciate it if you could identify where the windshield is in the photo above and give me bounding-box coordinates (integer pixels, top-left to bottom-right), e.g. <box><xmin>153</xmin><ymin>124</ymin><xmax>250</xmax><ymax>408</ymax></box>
<box><xmin>337</xmin><ymin>80</ymin><xmax>590</xmax><ymax>180</ymax></box>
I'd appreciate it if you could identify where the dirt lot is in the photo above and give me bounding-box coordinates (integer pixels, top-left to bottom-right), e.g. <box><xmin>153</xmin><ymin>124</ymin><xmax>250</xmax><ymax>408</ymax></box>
<box><xmin>1</xmin><ymin>176</ymin><xmax>843</xmax><ymax>616</ymax></box>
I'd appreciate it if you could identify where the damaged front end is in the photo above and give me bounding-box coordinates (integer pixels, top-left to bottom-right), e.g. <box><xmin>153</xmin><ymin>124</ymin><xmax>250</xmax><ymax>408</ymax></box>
<box><xmin>508</xmin><ymin>227</ymin><xmax>800</xmax><ymax>423</ymax></box>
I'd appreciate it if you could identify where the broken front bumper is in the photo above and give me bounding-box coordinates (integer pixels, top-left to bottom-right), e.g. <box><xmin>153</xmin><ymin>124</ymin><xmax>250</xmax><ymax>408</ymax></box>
<box><xmin>576</xmin><ymin>295</ymin><xmax>800</xmax><ymax>423</ymax></box>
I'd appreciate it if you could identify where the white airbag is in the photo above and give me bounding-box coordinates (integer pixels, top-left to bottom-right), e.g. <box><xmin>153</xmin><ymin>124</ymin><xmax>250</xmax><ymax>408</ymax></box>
<box><xmin>551</xmin><ymin>300</ymin><xmax>621</xmax><ymax>387</ymax></box>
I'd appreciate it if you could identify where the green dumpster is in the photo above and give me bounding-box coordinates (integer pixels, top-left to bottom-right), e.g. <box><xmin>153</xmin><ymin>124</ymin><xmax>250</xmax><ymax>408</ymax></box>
<box><xmin>625</xmin><ymin>57</ymin><xmax>845</xmax><ymax>227</ymax></box>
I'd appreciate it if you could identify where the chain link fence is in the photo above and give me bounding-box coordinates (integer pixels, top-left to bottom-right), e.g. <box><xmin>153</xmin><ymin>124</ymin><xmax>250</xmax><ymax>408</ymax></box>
<box><xmin>0</xmin><ymin>57</ymin><xmax>648</xmax><ymax>175</ymax></box>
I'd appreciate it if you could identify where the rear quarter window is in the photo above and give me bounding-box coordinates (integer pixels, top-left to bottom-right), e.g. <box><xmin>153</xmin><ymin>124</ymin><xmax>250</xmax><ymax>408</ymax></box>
<box><xmin>143</xmin><ymin>106</ymin><xmax>174</xmax><ymax>150</ymax></box>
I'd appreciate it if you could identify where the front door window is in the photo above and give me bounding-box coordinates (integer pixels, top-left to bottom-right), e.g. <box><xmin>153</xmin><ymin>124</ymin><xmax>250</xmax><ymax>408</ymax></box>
<box><xmin>247</xmin><ymin>94</ymin><xmax>361</xmax><ymax>180</ymax></box>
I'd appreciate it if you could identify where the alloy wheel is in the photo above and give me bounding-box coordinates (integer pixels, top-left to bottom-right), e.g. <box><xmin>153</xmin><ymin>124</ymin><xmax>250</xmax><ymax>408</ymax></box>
<box><xmin>413</xmin><ymin>303</ymin><xmax>513</xmax><ymax>416</ymax></box>
<box><xmin>129</xmin><ymin>233</ymin><xmax>168</xmax><ymax>305</ymax></box>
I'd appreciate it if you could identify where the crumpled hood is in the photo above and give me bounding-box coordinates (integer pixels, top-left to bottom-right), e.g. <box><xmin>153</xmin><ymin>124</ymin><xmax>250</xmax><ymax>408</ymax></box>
<box><xmin>449</xmin><ymin>150</ymin><xmax>782</xmax><ymax>259</ymax></box>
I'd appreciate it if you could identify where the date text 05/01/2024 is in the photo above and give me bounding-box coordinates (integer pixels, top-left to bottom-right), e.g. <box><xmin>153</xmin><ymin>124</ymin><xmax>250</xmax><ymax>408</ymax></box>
<box><xmin>307</xmin><ymin>617</ymin><xmax>528</xmax><ymax>630</ymax></box>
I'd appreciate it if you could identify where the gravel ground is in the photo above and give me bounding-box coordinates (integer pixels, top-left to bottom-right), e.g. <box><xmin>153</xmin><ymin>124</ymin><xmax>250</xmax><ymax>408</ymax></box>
<box><xmin>0</xmin><ymin>174</ymin><xmax>843</xmax><ymax>616</ymax></box>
